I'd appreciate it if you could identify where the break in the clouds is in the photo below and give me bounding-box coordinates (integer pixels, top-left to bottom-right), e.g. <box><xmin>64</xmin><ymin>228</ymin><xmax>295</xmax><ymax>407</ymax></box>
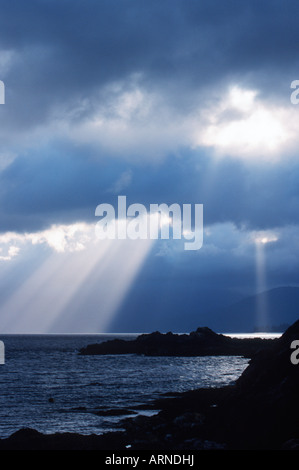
<box><xmin>0</xmin><ymin>0</ymin><xmax>299</xmax><ymax>160</ymax></box>
<box><xmin>0</xmin><ymin>0</ymin><xmax>299</xmax><ymax>332</ymax></box>
<box><xmin>1</xmin><ymin>1</ymin><xmax>299</xmax><ymax>169</ymax></box>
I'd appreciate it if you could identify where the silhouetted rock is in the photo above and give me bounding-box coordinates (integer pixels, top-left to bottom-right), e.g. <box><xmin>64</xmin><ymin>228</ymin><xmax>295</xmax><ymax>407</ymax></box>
<box><xmin>79</xmin><ymin>326</ymin><xmax>275</xmax><ymax>358</ymax></box>
<box><xmin>115</xmin><ymin>320</ymin><xmax>299</xmax><ymax>450</ymax></box>
<box><xmin>0</xmin><ymin>427</ymin><xmax>128</xmax><ymax>450</ymax></box>
<box><xmin>93</xmin><ymin>408</ymin><xmax>136</xmax><ymax>417</ymax></box>
<box><xmin>2</xmin><ymin>320</ymin><xmax>299</xmax><ymax>450</ymax></box>
<box><xmin>220</xmin><ymin>319</ymin><xmax>299</xmax><ymax>448</ymax></box>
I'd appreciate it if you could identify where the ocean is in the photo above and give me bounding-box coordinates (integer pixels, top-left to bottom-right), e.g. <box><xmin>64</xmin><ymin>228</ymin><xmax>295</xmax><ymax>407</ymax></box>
<box><xmin>0</xmin><ymin>334</ymin><xmax>263</xmax><ymax>439</ymax></box>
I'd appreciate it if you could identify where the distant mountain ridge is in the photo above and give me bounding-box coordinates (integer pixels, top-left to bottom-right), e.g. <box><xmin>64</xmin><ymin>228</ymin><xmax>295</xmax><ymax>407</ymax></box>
<box><xmin>213</xmin><ymin>286</ymin><xmax>299</xmax><ymax>333</ymax></box>
<box><xmin>107</xmin><ymin>285</ymin><xmax>299</xmax><ymax>335</ymax></box>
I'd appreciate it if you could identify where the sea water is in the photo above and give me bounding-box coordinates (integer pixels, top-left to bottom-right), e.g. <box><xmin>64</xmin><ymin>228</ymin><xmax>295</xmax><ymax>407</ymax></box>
<box><xmin>0</xmin><ymin>334</ymin><xmax>253</xmax><ymax>438</ymax></box>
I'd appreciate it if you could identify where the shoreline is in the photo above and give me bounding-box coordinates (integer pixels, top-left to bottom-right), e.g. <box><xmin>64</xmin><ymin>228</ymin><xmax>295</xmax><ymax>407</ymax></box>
<box><xmin>79</xmin><ymin>327</ymin><xmax>277</xmax><ymax>358</ymax></box>
<box><xmin>0</xmin><ymin>385</ymin><xmax>245</xmax><ymax>450</ymax></box>
<box><xmin>0</xmin><ymin>321</ymin><xmax>298</xmax><ymax>450</ymax></box>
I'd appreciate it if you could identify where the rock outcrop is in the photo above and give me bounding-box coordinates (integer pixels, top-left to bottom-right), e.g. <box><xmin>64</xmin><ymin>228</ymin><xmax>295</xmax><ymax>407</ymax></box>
<box><xmin>79</xmin><ymin>327</ymin><xmax>275</xmax><ymax>358</ymax></box>
<box><xmin>116</xmin><ymin>320</ymin><xmax>299</xmax><ymax>450</ymax></box>
<box><xmin>1</xmin><ymin>321</ymin><xmax>299</xmax><ymax>449</ymax></box>
<box><xmin>220</xmin><ymin>318</ymin><xmax>299</xmax><ymax>448</ymax></box>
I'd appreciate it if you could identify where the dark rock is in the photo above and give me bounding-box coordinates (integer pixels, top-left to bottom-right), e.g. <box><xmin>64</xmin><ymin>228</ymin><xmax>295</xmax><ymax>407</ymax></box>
<box><xmin>281</xmin><ymin>439</ymin><xmax>299</xmax><ymax>450</ymax></box>
<box><xmin>2</xmin><ymin>320</ymin><xmax>299</xmax><ymax>450</ymax></box>
<box><xmin>117</xmin><ymin>319</ymin><xmax>299</xmax><ymax>450</ymax></box>
<box><xmin>79</xmin><ymin>326</ymin><xmax>275</xmax><ymax>358</ymax></box>
<box><xmin>0</xmin><ymin>427</ymin><xmax>128</xmax><ymax>450</ymax></box>
<box><xmin>218</xmin><ymin>319</ymin><xmax>299</xmax><ymax>449</ymax></box>
<box><xmin>93</xmin><ymin>408</ymin><xmax>136</xmax><ymax>417</ymax></box>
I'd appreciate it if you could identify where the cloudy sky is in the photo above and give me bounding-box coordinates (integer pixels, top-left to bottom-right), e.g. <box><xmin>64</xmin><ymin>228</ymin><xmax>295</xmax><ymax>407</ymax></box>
<box><xmin>0</xmin><ymin>0</ymin><xmax>299</xmax><ymax>333</ymax></box>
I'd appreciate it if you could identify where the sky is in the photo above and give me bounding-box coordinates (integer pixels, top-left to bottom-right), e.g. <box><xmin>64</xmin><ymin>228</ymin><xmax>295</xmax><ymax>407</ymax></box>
<box><xmin>0</xmin><ymin>0</ymin><xmax>299</xmax><ymax>333</ymax></box>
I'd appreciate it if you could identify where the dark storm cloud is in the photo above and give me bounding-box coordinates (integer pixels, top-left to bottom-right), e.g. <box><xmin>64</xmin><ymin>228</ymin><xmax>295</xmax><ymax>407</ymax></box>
<box><xmin>1</xmin><ymin>1</ymin><xmax>299</xmax><ymax>334</ymax></box>
<box><xmin>0</xmin><ymin>0</ymin><xmax>298</xmax><ymax>233</ymax></box>
<box><xmin>1</xmin><ymin>144</ymin><xmax>299</xmax><ymax>233</ymax></box>
<box><xmin>0</xmin><ymin>0</ymin><xmax>299</xmax><ymax>130</ymax></box>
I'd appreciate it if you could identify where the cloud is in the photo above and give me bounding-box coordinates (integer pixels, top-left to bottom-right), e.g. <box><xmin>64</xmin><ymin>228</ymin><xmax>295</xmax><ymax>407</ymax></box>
<box><xmin>0</xmin><ymin>244</ymin><xmax>20</xmax><ymax>261</ymax></box>
<box><xmin>0</xmin><ymin>0</ymin><xmax>298</xmax><ymax>179</ymax></box>
<box><xmin>0</xmin><ymin>1</ymin><xmax>299</xmax><ymax>160</ymax></box>
<box><xmin>0</xmin><ymin>222</ymin><xmax>95</xmax><ymax>261</ymax></box>
<box><xmin>2</xmin><ymin>142</ymin><xmax>299</xmax><ymax>235</ymax></box>
<box><xmin>194</xmin><ymin>85</ymin><xmax>298</xmax><ymax>160</ymax></box>
<box><xmin>109</xmin><ymin>169</ymin><xmax>133</xmax><ymax>194</ymax></box>
<box><xmin>1</xmin><ymin>1</ymin><xmax>299</xmax><ymax>332</ymax></box>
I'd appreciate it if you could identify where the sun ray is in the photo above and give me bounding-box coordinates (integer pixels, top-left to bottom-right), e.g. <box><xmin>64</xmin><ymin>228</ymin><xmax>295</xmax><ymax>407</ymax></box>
<box><xmin>0</xmin><ymin>234</ymin><xmax>154</xmax><ymax>333</ymax></box>
<box><xmin>255</xmin><ymin>239</ymin><xmax>268</xmax><ymax>331</ymax></box>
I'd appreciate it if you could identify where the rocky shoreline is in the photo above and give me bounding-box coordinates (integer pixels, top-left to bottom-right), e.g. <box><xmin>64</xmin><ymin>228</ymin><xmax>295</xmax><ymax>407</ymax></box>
<box><xmin>0</xmin><ymin>322</ymin><xmax>299</xmax><ymax>450</ymax></box>
<box><xmin>79</xmin><ymin>326</ymin><xmax>276</xmax><ymax>358</ymax></box>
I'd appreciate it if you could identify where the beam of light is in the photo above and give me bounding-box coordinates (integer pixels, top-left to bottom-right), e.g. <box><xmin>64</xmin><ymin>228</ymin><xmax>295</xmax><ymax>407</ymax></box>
<box><xmin>250</xmin><ymin>230</ymin><xmax>279</xmax><ymax>331</ymax></box>
<box><xmin>253</xmin><ymin>232</ymin><xmax>278</xmax><ymax>331</ymax></box>
<box><xmin>52</xmin><ymin>237</ymin><xmax>154</xmax><ymax>333</ymax></box>
<box><xmin>0</xmin><ymin>231</ymin><xmax>154</xmax><ymax>333</ymax></box>
<box><xmin>0</xmin><ymin>252</ymin><xmax>67</xmax><ymax>332</ymax></box>
<box><xmin>0</xmin><ymin>239</ymin><xmax>111</xmax><ymax>332</ymax></box>
<box><xmin>255</xmin><ymin>239</ymin><xmax>268</xmax><ymax>331</ymax></box>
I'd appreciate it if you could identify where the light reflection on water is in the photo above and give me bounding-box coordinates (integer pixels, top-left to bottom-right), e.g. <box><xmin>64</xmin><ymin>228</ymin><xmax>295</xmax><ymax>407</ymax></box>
<box><xmin>0</xmin><ymin>335</ymin><xmax>250</xmax><ymax>438</ymax></box>
<box><xmin>224</xmin><ymin>332</ymin><xmax>282</xmax><ymax>339</ymax></box>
